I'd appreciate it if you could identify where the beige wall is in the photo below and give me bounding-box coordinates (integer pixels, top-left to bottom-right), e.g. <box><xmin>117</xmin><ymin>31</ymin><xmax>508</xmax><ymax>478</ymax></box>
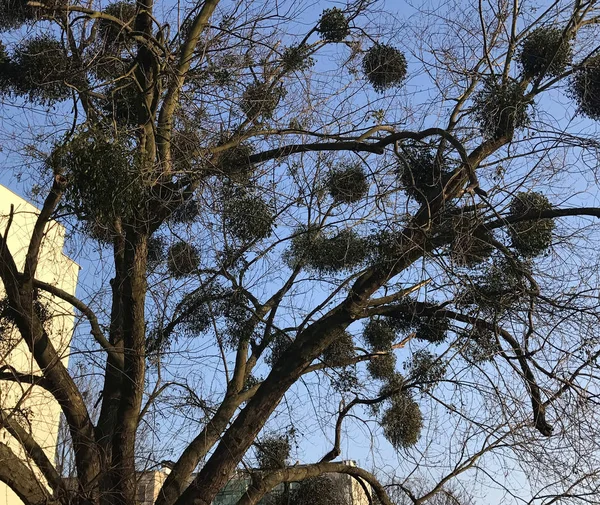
<box><xmin>0</xmin><ymin>185</ymin><xmax>79</xmax><ymax>505</ymax></box>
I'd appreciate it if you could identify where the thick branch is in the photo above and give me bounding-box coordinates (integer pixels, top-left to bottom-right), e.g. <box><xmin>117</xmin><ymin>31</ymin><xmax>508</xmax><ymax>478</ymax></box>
<box><xmin>0</xmin><ymin>365</ymin><xmax>51</xmax><ymax>392</ymax></box>
<box><xmin>0</xmin><ymin>442</ymin><xmax>58</xmax><ymax>505</ymax></box>
<box><xmin>235</xmin><ymin>462</ymin><xmax>393</xmax><ymax>505</ymax></box>
<box><xmin>157</xmin><ymin>0</ymin><xmax>220</xmax><ymax>165</ymax></box>
<box><xmin>483</xmin><ymin>206</ymin><xmax>600</xmax><ymax>231</ymax></box>
<box><xmin>23</xmin><ymin>174</ymin><xmax>67</xmax><ymax>283</ymax></box>
<box><xmin>32</xmin><ymin>277</ymin><xmax>122</xmax><ymax>368</ymax></box>
<box><xmin>0</xmin><ymin>410</ymin><xmax>65</xmax><ymax>496</ymax></box>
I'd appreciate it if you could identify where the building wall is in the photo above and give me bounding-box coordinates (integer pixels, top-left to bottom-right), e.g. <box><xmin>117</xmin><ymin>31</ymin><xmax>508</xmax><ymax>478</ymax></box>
<box><xmin>0</xmin><ymin>185</ymin><xmax>79</xmax><ymax>505</ymax></box>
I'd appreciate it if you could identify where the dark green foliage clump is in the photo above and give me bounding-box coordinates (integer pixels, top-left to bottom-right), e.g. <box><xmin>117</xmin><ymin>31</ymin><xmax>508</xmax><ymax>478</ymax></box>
<box><xmin>366</xmin><ymin>229</ymin><xmax>405</xmax><ymax>264</ymax></box>
<box><xmin>1</xmin><ymin>35</ymin><xmax>71</xmax><ymax>103</ymax></box>
<box><xmin>98</xmin><ymin>1</ymin><xmax>136</xmax><ymax>50</ymax></box>
<box><xmin>102</xmin><ymin>80</ymin><xmax>139</xmax><ymax>126</ymax></box>
<box><xmin>242</xmin><ymin>374</ymin><xmax>261</xmax><ymax>393</ymax></box>
<box><xmin>0</xmin><ymin>0</ymin><xmax>65</xmax><ymax>30</ymax></box>
<box><xmin>281</xmin><ymin>45</ymin><xmax>314</xmax><ymax>72</ymax></box>
<box><xmin>330</xmin><ymin>368</ymin><xmax>359</xmax><ymax>393</ymax></box>
<box><xmin>322</xmin><ymin>330</ymin><xmax>355</xmax><ymax>367</ymax></box>
<box><xmin>266</xmin><ymin>332</ymin><xmax>291</xmax><ymax>366</ymax></box>
<box><xmin>460</xmin><ymin>327</ymin><xmax>499</xmax><ymax>363</ymax></box>
<box><xmin>367</xmin><ymin>353</ymin><xmax>397</xmax><ymax>381</ymax></box>
<box><xmin>326</xmin><ymin>163</ymin><xmax>369</xmax><ymax>204</ymax></box>
<box><xmin>363</xmin><ymin>317</ymin><xmax>405</xmax><ymax>351</ymax></box>
<box><xmin>414</xmin><ymin>314</ymin><xmax>449</xmax><ymax>344</ymax></box>
<box><xmin>404</xmin><ymin>349</ymin><xmax>446</xmax><ymax>387</ymax></box>
<box><xmin>256</xmin><ymin>435</ymin><xmax>290</xmax><ymax>469</ymax></box>
<box><xmin>221</xmin><ymin>290</ymin><xmax>255</xmax><ymax>346</ymax></box>
<box><xmin>459</xmin><ymin>258</ymin><xmax>530</xmax><ymax>314</ymax></box>
<box><xmin>288</xmin><ymin>476</ymin><xmax>349</xmax><ymax>505</ymax></box>
<box><xmin>171</xmin><ymin>127</ymin><xmax>202</xmax><ymax>172</ymax></box>
<box><xmin>572</xmin><ymin>55</ymin><xmax>600</xmax><ymax>120</ymax></box>
<box><xmin>223</xmin><ymin>192</ymin><xmax>274</xmax><ymax>242</ymax></box>
<box><xmin>49</xmin><ymin>132</ymin><xmax>142</xmax><ymax>229</ymax></box>
<box><xmin>451</xmin><ymin>230</ymin><xmax>494</xmax><ymax>267</ymax></box>
<box><xmin>519</xmin><ymin>27</ymin><xmax>572</xmax><ymax>78</ymax></box>
<box><xmin>147</xmin><ymin>235</ymin><xmax>166</xmax><ymax>269</ymax></box>
<box><xmin>0</xmin><ymin>297</ymin><xmax>20</xmax><ymax>352</ymax></box>
<box><xmin>382</xmin><ymin>301</ymin><xmax>449</xmax><ymax>344</ymax></box>
<box><xmin>215</xmin><ymin>141</ymin><xmax>255</xmax><ymax>182</ymax></box>
<box><xmin>381</xmin><ymin>393</ymin><xmax>423</xmax><ymax>449</ymax></box>
<box><xmin>473</xmin><ymin>78</ymin><xmax>531</xmax><ymax>139</ymax></box>
<box><xmin>362</xmin><ymin>43</ymin><xmax>407</xmax><ymax>92</ymax></box>
<box><xmin>397</xmin><ymin>145</ymin><xmax>451</xmax><ymax>204</ymax></box>
<box><xmin>508</xmin><ymin>192</ymin><xmax>554</xmax><ymax>257</ymax></box>
<box><xmin>0</xmin><ymin>0</ymin><xmax>36</xmax><ymax>29</ymax></box>
<box><xmin>90</xmin><ymin>55</ymin><xmax>132</xmax><ymax>81</ymax></box>
<box><xmin>179</xmin><ymin>294</ymin><xmax>212</xmax><ymax>336</ymax></box>
<box><xmin>309</xmin><ymin>229</ymin><xmax>368</xmax><ymax>272</ymax></box>
<box><xmin>169</xmin><ymin>198</ymin><xmax>200</xmax><ymax>224</ymax></box>
<box><xmin>167</xmin><ymin>242</ymin><xmax>200</xmax><ymax>278</ymax></box>
<box><xmin>240</xmin><ymin>82</ymin><xmax>285</xmax><ymax>120</ymax></box>
<box><xmin>287</xmin><ymin>227</ymin><xmax>368</xmax><ymax>273</ymax></box>
<box><xmin>317</xmin><ymin>7</ymin><xmax>350</xmax><ymax>42</ymax></box>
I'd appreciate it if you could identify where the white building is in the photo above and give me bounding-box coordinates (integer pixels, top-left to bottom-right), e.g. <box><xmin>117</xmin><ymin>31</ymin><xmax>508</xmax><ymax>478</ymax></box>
<box><xmin>0</xmin><ymin>185</ymin><xmax>79</xmax><ymax>505</ymax></box>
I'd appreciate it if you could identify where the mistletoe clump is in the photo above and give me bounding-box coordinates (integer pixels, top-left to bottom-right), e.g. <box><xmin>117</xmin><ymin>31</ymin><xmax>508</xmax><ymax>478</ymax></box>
<box><xmin>91</xmin><ymin>55</ymin><xmax>132</xmax><ymax>81</ymax></box>
<box><xmin>451</xmin><ymin>229</ymin><xmax>495</xmax><ymax>267</ymax></box>
<box><xmin>147</xmin><ymin>235</ymin><xmax>166</xmax><ymax>270</ymax></box>
<box><xmin>1</xmin><ymin>35</ymin><xmax>71</xmax><ymax>103</ymax></box>
<box><xmin>215</xmin><ymin>140</ymin><xmax>255</xmax><ymax>182</ymax></box>
<box><xmin>397</xmin><ymin>145</ymin><xmax>451</xmax><ymax>204</ymax></box>
<box><xmin>519</xmin><ymin>27</ymin><xmax>572</xmax><ymax>78</ymax></box>
<box><xmin>473</xmin><ymin>78</ymin><xmax>531</xmax><ymax>139</ymax></box>
<box><xmin>256</xmin><ymin>435</ymin><xmax>290</xmax><ymax>470</ymax></box>
<box><xmin>384</xmin><ymin>301</ymin><xmax>449</xmax><ymax>344</ymax></box>
<box><xmin>363</xmin><ymin>317</ymin><xmax>405</xmax><ymax>351</ymax></box>
<box><xmin>404</xmin><ymin>349</ymin><xmax>446</xmax><ymax>388</ymax></box>
<box><xmin>459</xmin><ymin>258</ymin><xmax>531</xmax><ymax>314</ymax></box>
<box><xmin>362</xmin><ymin>43</ymin><xmax>407</xmax><ymax>92</ymax></box>
<box><xmin>508</xmin><ymin>192</ymin><xmax>554</xmax><ymax>257</ymax></box>
<box><xmin>325</xmin><ymin>162</ymin><xmax>369</xmax><ymax>204</ymax></box>
<box><xmin>98</xmin><ymin>1</ymin><xmax>136</xmax><ymax>50</ymax></box>
<box><xmin>281</xmin><ymin>45</ymin><xmax>315</xmax><ymax>72</ymax></box>
<box><xmin>178</xmin><ymin>294</ymin><xmax>213</xmax><ymax>336</ymax></box>
<box><xmin>171</xmin><ymin>127</ymin><xmax>203</xmax><ymax>172</ymax></box>
<box><xmin>317</xmin><ymin>7</ymin><xmax>350</xmax><ymax>42</ymax></box>
<box><xmin>306</xmin><ymin>229</ymin><xmax>368</xmax><ymax>273</ymax></box>
<box><xmin>0</xmin><ymin>0</ymin><xmax>65</xmax><ymax>30</ymax></box>
<box><xmin>266</xmin><ymin>332</ymin><xmax>291</xmax><ymax>366</ymax></box>
<box><xmin>49</xmin><ymin>132</ymin><xmax>143</xmax><ymax>231</ymax></box>
<box><xmin>169</xmin><ymin>198</ymin><xmax>200</xmax><ymax>224</ymax></box>
<box><xmin>381</xmin><ymin>393</ymin><xmax>423</xmax><ymax>450</ymax></box>
<box><xmin>166</xmin><ymin>241</ymin><xmax>200</xmax><ymax>278</ymax></box>
<box><xmin>240</xmin><ymin>82</ymin><xmax>285</xmax><ymax>120</ymax></box>
<box><xmin>367</xmin><ymin>353</ymin><xmax>397</xmax><ymax>381</ymax></box>
<box><xmin>414</xmin><ymin>314</ymin><xmax>449</xmax><ymax>344</ymax></box>
<box><xmin>289</xmin><ymin>476</ymin><xmax>348</xmax><ymax>505</ymax></box>
<box><xmin>572</xmin><ymin>55</ymin><xmax>600</xmax><ymax>120</ymax></box>
<box><xmin>102</xmin><ymin>80</ymin><xmax>139</xmax><ymax>126</ymax></box>
<box><xmin>460</xmin><ymin>327</ymin><xmax>499</xmax><ymax>363</ymax></box>
<box><xmin>322</xmin><ymin>330</ymin><xmax>355</xmax><ymax>367</ymax></box>
<box><xmin>223</xmin><ymin>191</ymin><xmax>274</xmax><ymax>242</ymax></box>
<box><xmin>287</xmin><ymin>227</ymin><xmax>368</xmax><ymax>273</ymax></box>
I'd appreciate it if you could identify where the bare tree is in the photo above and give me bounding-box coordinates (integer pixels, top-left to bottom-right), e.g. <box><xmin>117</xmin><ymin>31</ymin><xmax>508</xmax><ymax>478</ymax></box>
<box><xmin>2</xmin><ymin>1</ymin><xmax>600</xmax><ymax>505</ymax></box>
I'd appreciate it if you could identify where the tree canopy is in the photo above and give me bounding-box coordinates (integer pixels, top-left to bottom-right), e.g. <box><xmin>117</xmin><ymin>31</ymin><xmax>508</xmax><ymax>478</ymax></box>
<box><xmin>2</xmin><ymin>1</ymin><xmax>600</xmax><ymax>505</ymax></box>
